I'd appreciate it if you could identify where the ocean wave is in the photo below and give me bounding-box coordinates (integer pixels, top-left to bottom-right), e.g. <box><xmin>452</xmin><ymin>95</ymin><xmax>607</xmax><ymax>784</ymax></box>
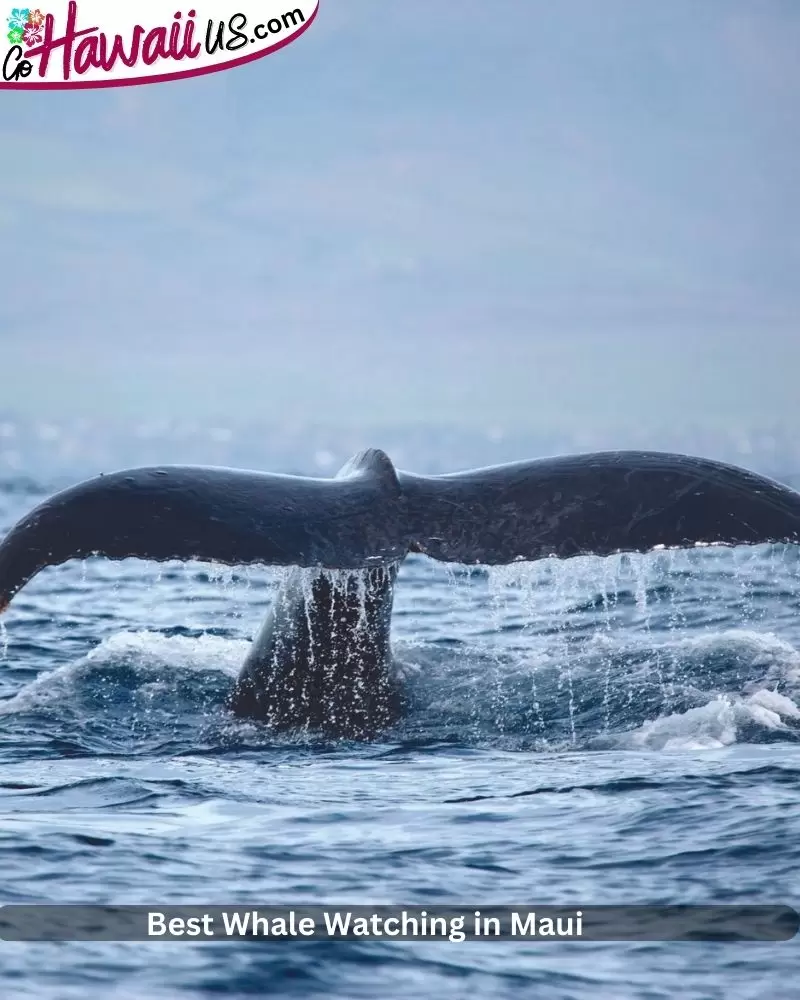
<box><xmin>1</xmin><ymin>626</ymin><xmax>798</xmax><ymax>757</ymax></box>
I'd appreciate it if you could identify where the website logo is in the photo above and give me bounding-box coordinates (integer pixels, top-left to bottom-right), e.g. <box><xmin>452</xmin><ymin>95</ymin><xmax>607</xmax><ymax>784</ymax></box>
<box><xmin>1</xmin><ymin>0</ymin><xmax>318</xmax><ymax>89</ymax></box>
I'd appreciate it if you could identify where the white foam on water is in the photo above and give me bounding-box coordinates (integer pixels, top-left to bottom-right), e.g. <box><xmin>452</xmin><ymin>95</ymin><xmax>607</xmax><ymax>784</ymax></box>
<box><xmin>618</xmin><ymin>688</ymin><xmax>799</xmax><ymax>752</ymax></box>
<box><xmin>608</xmin><ymin>629</ymin><xmax>800</xmax><ymax>751</ymax></box>
<box><xmin>86</xmin><ymin>630</ymin><xmax>248</xmax><ymax>675</ymax></box>
<box><xmin>0</xmin><ymin>630</ymin><xmax>248</xmax><ymax>714</ymax></box>
<box><xmin>746</xmin><ymin>687</ymin><xmax>800</xmax><ymax>720</ymax></box>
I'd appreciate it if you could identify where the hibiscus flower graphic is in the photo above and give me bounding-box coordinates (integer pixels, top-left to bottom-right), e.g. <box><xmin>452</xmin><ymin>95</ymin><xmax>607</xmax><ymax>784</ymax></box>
<box><xmin>27</xmin><ymin>7</ymin><xmax>43</xmax><ymax>26</ymax></box>
<box><xmin>22</xmin><ymin>20</ymin><xmax>40</xmax><ymax>44</ymax></box>
<box><xmin>6</xmin><ymin>25</ymin><xmax>23</xmax><ymax>44</ymax></box>
<box><xmin>6</xmin><ymin>7</ymin><xmax>30</xmax><ymax>30</ymax></box>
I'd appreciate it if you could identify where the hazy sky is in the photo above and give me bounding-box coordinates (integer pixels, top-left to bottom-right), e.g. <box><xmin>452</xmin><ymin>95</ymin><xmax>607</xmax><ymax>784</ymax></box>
<box><xmin>0</xmin><ymin>0</ymin><xmax>797</xmax><ymax>431</ymax></box>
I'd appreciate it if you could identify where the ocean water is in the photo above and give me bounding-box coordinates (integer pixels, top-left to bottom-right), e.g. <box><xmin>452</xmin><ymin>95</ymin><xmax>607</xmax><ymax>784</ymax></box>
<box><xmin>1</xmin><ymin>445</ymin><xmax>800</xmax><ymax>1000</ymax></box>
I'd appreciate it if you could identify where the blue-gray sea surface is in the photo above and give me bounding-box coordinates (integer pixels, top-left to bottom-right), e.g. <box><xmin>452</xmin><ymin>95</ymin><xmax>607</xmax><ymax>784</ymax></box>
<box><xmin>1</xmin><ymin>440</ymin><xmax>799</xmax><ymax>999</ymax></box>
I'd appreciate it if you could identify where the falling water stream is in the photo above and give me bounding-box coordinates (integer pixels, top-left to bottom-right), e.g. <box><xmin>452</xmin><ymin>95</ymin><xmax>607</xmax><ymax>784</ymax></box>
<box><xmin>1</xmin><ymin>484</ymin><xmax>799</xmax><ymax>998</ymax></box>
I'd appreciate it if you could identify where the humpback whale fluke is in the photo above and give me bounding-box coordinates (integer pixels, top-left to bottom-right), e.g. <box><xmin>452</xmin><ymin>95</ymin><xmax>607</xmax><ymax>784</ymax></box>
<box><xmin>0</xmin><ymin>448</ymin><xmax>799</xmax><ymax>737</ymax></box>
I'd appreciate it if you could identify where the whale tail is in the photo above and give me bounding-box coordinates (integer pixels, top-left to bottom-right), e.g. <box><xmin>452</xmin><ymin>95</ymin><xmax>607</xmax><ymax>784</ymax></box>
<box><xmin>1</xmin><ymin>448</ymin><xmax>799</xmax><ymax>611</ymax></box>
<box><xmin>401</xmin><ymin>450</ymin><xmax>800</xmax><ymax>564</ymax></box>
<box><xmin>0</xmin><ymin>448</ymin><xmax>408</xmax><ymax>612</ymax></box>
<box><xmin>1</xmin><ymin>447</ymin><xmax>799</xmax><ymax>737</ymax></box>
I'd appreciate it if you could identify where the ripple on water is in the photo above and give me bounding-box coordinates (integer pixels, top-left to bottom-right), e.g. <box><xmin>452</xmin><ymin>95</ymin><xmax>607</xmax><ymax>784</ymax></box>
<box><xmin>1</xmin><ymin>517</ymin><xmax>800</xmax><ymax>998</ymax></box>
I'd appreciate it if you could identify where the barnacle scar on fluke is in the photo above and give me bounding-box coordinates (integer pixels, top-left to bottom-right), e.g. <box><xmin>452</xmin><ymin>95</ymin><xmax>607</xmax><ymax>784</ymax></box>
<box><xmin>0</xmin><ymin>448</ymin><xmax>799</xmax><ymax>739</ymax></box>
